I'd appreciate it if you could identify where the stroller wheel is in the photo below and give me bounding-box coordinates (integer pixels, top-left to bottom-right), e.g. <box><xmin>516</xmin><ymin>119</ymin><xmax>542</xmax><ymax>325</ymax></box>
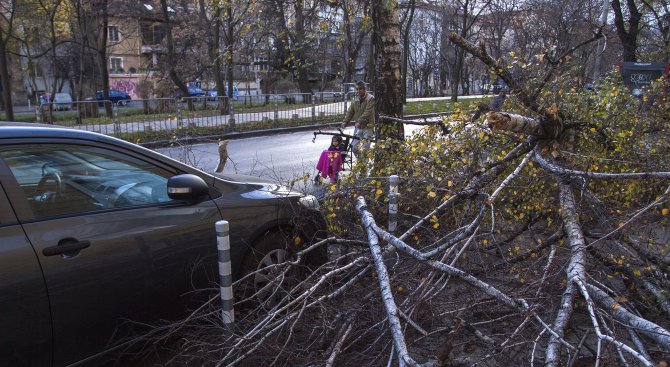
<box><xmin>314</xmin><ymin>173</ymin><xmax>321</xmax><ymax>184</ymax></box>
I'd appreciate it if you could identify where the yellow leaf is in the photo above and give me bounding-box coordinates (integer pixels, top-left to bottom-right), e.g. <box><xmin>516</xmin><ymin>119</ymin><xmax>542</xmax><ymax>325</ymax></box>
<box><xmin>428</xmin><ymin>191</ymin><xmax>436</xmax><ymax>198</ymax></box>
<box><xmin>633</xmin><ymin>269</ymin><xmax>641</xmax><ymax>276</ymax></box>
<box><xmin>612</xmin><ymin>303</ymin><xmax>620</xmax><ymax>310</ymax></box>
<box><xmin>433</xmin><ymin>223</ymin><xmax>439</xmax><ymax>229</ymax></box>
<box><xmin>662</xmin><ymin>208</ymin><xmax>669</xmax><ymax>216</ymax></box>
<box><xmin>447</xmin><ymin>181</ymin><xmax>453</xmax><ymax>187</ymax></box>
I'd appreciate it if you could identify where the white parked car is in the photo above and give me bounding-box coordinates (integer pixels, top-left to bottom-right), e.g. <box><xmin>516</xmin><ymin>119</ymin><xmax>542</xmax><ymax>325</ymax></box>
<box><xmin>53</xmin><ymin>93</ymin><xmax>73</xmax><ymax>111</ymax></box>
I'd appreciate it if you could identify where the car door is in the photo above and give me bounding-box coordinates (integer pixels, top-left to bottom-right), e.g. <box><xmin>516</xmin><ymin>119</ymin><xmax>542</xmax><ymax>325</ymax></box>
<box><xmin>0</xmin><ymin>141</ymin><xmax>223</xmax><ymax>367</ymax></box>
<box><xmin>0</xmin><ymin>182</ymin><xmax>51</xmax><ymax>367</ymax></box>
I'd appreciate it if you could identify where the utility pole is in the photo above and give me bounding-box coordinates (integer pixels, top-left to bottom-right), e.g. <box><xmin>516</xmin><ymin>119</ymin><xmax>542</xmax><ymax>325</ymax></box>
<box><xmin>593</xmin><ymin>0</ymin><xmax>611</xmax><ymax>81</ymax></box>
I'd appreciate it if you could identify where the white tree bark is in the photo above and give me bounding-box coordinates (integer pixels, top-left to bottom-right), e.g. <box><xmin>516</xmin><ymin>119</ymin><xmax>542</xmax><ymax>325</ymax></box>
<box><xmin>487</xmin><ymin>112</ymin><xmax>546</xmax><ymax>136</ymax></box>
<box><xmin>356</xmin><ymin>197</ymin><xmax>418</xmax><ymax>367</ymax></box>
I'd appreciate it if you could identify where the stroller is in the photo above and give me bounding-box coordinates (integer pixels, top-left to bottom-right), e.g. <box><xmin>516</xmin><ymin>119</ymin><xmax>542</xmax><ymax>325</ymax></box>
<box><xmin>312</xmin><ymin>128</ymin><xmax>356</xmax><ymax>183</ymax></box>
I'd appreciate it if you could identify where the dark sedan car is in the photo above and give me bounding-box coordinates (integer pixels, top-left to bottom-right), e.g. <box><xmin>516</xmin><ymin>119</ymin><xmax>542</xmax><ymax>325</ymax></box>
<box><xmin>95</xmin><ymin>89</ymin><xmax>132</xmax><ymax>106</ymax></box>
<box><xmin>0</xmin><ymin>123</ymin><xmax>326</xmax><ymax>367</ymax></box>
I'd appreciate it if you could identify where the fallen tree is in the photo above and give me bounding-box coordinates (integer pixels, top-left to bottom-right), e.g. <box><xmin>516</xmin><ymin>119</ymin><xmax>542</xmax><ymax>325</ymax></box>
<box><xmin>136</xmin><ymin>34</ymin><xmax>670</xmax><ymax>367</ymax></box>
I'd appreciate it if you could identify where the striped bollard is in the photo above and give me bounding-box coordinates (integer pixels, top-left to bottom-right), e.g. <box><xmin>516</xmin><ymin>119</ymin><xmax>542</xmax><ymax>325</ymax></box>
<box><xmin>216</xmin><ymin>220</ymin><xmax>234</xmax><ymax>325</ymax></box>
<box><xmin>389</xmin><ymin>175</ymin><xmax>399</xmax><ymax>232</ymax></box>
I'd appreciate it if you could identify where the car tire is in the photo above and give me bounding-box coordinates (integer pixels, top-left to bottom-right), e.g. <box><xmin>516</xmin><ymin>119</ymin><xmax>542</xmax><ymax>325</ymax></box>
<box><xmin>240</xmin><ymin>230</ymin><xmax>302</xmax><ymax>309</ymax></box>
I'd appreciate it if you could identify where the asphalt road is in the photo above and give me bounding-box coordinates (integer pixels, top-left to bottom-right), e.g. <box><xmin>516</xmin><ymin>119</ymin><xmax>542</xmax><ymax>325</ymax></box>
<box><xmin>158</xmin><ymin>126</ymin><xmax>353</xmax><ymax>192</ymax></box>
<box><xmin>157</xmin><ymin>124</ymin><xmax>427</xmax><ymax>193</ymax></box>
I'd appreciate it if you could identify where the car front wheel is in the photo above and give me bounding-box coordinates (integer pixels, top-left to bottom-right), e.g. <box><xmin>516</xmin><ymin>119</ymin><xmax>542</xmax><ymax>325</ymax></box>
<box><xmin>241</xmin><ymin>230</ymin><xmax>301</xmax><ymax>309</ymax></box>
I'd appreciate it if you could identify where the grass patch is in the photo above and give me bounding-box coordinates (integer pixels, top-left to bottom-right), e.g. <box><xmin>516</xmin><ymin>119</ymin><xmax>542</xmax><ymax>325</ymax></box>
<box><xmin>0</xmin><ymin>113</ymin><xmax>37</xmax><ymax>122</ymax></box>
<box><xmin>403</xmin><ymin>97</ymin><xmax>486</xmax><ymax>115</ymax></box>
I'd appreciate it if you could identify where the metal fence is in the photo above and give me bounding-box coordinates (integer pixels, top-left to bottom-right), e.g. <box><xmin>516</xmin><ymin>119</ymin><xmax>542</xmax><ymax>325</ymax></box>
<box><xmin>36</xmin><ymin>93</ymin><xmax>351</xmax><ymax>141</ymax></box>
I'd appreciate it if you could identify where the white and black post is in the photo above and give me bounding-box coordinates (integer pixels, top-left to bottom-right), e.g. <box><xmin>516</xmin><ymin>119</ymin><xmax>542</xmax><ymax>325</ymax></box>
<box><xmin>389</xmin><ymin>175</ymin><xmax>399</xmax><ymax>233</ymax></box>
<box><xmin>216</xmin><ymin>220</ymin><xmax>234</xmax><ymax>325</ymax></box>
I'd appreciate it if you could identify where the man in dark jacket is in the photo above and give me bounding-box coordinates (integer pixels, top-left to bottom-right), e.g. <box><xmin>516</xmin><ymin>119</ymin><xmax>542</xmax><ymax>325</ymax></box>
<box><xmin>471</xmin><ymin>89</ymin><xmax>507</xmax><ymax>123</ymax></box>
<box><xmin>491</xmin><ymin>90</ymin><xmax>507</xmax><ymax>112</ymax></box>
<box><xmin>341</xmin><ymin>81</ymin><xmax>375</xmax><ymax>157</ymax></box>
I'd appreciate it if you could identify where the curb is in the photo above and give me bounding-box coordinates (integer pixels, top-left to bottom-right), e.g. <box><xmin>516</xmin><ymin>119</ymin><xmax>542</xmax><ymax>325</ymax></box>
<box><xmin>140</xmin><ymin>122</ymin><xmax>342</xmax><ymax>149</ymax></box>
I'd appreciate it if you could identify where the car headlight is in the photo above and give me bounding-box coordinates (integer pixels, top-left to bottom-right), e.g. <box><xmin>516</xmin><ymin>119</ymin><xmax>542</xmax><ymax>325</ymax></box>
<box><xmin>298</xmin><ymin>195</ymin><xmax>320</xmax><ymax>210</ymax></box>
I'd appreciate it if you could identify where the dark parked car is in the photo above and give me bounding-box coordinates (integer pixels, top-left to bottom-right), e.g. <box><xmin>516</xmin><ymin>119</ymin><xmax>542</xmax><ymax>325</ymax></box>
<box><xmin>0</xmin><ymin>122</ymin><xmax>326</xmax><ymax>367</ymax></box>
<box><xmin>96</xmin><ymin>89</ymin><xmax>132</xmax><ymax>106</ymax></box>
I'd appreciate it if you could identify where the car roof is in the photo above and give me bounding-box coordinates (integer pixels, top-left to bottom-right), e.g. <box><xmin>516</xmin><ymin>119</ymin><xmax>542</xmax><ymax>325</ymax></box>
<box><xmin>0</xmin><ymin>123</ymin><xmax>134</xmax><ymax>147</ymax></box>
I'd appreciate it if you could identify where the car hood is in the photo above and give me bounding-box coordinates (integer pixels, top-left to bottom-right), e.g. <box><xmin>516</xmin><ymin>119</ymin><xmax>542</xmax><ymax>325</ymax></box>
<box><xmin>212</xmin><ymin>172</ymin><xmax>299</xmax><ymax>196</ymax></box>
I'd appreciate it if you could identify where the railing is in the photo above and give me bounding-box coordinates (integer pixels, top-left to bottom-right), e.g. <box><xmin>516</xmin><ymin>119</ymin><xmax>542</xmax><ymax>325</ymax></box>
<box><xmin>36</xmin><ymin>93</ymin><xmax>349</xmax><ymax>142</ymax></box>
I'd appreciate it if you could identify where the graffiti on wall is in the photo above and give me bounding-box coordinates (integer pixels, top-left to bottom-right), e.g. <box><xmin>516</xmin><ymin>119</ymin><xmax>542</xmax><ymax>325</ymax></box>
<box><xmin>111</xmin><ymin>80</ymin><xmax>138</xmax><ymax>98</ymax></box>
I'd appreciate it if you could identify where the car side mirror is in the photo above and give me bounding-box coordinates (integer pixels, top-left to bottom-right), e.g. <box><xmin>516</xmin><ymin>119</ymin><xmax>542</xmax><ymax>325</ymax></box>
<box><xmin>167</xmin><ymin>174</ymin><xmax>209</xmax><ymax>201</ymax></box>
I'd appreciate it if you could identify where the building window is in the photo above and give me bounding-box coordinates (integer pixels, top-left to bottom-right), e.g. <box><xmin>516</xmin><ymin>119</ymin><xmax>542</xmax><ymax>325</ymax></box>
<box><xmin>108</xmin><ymin>26</ymin><xmax>120</xmax><ymax>42</ymax></box>
<box><xmin>110</xmin><ymin>57</ymin><xmax>124</xmax><ymax>73</ymax></box>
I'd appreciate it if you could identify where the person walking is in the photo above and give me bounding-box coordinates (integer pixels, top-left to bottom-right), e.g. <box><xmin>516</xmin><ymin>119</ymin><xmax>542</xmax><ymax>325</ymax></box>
<box><xmin>341</xmin><ymin>81</ymin><xmax>374</xmax><ymax>157</ymax></box>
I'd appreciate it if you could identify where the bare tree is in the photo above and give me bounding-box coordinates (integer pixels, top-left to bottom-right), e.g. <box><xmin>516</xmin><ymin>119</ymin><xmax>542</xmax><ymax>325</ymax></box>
<box><xmin>340</xmin><ymin>0</ymin><xmax>372</xmax><ymax>85</ymax></box>
<box><xmin>447</xmin><ymin>0</ymin><xmax>492</xmax><ymax>101</ymax></box>
<box><xmin>612</xmin><ymin>0</ymin><xmax>642</xmax><ymax>61</ymax></box>
<box><xmin>400</xmin><ymin>0</ymin><xmax>416</xmax><ymax>101</ymax></box>
<box><xmin>159</xmin><ymin>0</ymin><xmax>193</xmax><ymax>106</ymax></box>
<box><xmin>94</xmin><ymin>0</ymin><xmax>112</xmax><ymax>116</ymax></box>
<box><xmin>0</xmin><ymin>0</ymin><xmax>17</xmax><ymax>120</ymax></box>
<box><xmin>640</xmin><ymin>0</ymin><xmax>670</xmax><ymax>61</ymax></box>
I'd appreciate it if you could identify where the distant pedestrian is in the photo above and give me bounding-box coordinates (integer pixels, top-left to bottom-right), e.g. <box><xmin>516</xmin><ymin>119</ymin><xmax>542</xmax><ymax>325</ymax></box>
<box><xmin>491</xmin><ymin>90</ymin><xmax>507</xmax><ymax>112</ymax></box>
<box><xmin>341</xmin><ymin>81</ymin><xmax>374</xmax><ymax>157</ymax></box>
<box><xmin>215</xmin><ymin>140</ymin><xmax>229</xmax><ymax>173</ymax></box>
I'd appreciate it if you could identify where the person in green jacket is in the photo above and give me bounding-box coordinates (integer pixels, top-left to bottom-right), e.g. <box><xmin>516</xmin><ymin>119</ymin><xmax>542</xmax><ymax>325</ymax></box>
<box><xmin>341</xmin><ymin>81</ymin><xmax>375</xmax><ymax>157</ymax></box>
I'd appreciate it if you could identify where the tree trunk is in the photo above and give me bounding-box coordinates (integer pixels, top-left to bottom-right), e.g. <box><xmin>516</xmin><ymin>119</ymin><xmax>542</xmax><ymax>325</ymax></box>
<box><xmin>342</xmin><ymin>1</ymin><xmax>369</xmax><ymax>85</ymax></box>
<box><xmin>0</xmin><ymin>29</ymin><xmax>14</xmax><ymax>121</ymax></box>
<box><xmin>225</xmin><ymin>3</ymin><xmax>235</xmax><ymax>112</ymax></box>
<box><xmin>611</xmin><ymin>0</ymin><xmax>641</xmax><ymax>62</ymax></box>
<box><xmin>439</xmin><ymin>8</ymin><xmax>450</xmax><ymax>97</ymax></box>
<box><xmin>372</xmin><ymin>0</ymin><xmax>404</xmax><ymax>141</ymax></box>
<box><xmin>294</xmin><ymin>0</ymin><xmax>311</xmax><ymax>94</ymax></box>
<box><xmin>96</xmin><ymin>0</ymin><xmax>112</xmax><ymax>117</ymax></box>
<box><xmin>160</xmin><ymin>0</ymin><xmax>189</xmax><ymax>102</ymax></box>
<box><xmin>451</xmin><ymin>0</ymin><xmax>471</xmax><ymax>103</ymax></box>
<box><xmin>401</xmin><ymin>0</ymin><xmax>415</xmax><ymax>103</ymax></box>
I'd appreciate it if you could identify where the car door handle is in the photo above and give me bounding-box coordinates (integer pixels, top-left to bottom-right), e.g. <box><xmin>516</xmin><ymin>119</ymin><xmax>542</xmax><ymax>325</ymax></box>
<box><xmin>43</xmin><ymin>240</ymin><xmax>91</xmax><ymax>256</ymax></box>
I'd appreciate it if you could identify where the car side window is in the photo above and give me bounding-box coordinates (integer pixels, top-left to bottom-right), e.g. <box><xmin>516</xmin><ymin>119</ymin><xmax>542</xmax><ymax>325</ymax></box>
<box><xmin>0</xmin><ymin>145</ymin><xmax>175</xmax><ymax>219</ymax></box>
